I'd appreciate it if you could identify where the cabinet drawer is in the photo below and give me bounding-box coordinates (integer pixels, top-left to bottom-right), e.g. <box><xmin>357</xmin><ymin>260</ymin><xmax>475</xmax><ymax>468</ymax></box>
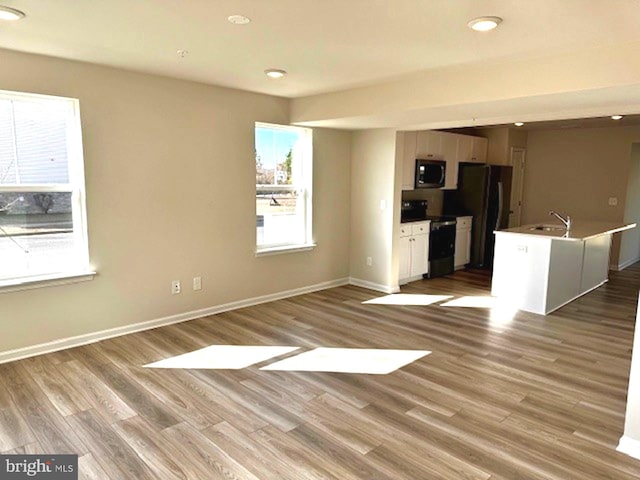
<box><xmin>456</xmin><ymin>217</ymin><xmax>472</xmax><ymax>230</ymax></box>
<box><xmin>399</xmin><ymin>225</ymin><xmax>412</xmax><ymax>237</ymax></box>
<box><xmin>411</xmin><ymin>222</ymin><xmax>430</xmax><ymax>235</ymax></box>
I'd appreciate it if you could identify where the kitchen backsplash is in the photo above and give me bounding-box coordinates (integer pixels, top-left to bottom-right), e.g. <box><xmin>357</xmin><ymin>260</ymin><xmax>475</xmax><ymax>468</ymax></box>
<box><xmin>402</xmin><ymin>189</ymin><xmax>444</xmax><ymax>216</ymax></box>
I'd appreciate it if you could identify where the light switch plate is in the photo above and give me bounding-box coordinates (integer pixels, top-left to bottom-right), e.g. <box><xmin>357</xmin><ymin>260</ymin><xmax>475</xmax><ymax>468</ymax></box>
<box><xmin>608</xmin><ymin>197</ymin><xmax>618</xmax><ymax>206</ymax></box>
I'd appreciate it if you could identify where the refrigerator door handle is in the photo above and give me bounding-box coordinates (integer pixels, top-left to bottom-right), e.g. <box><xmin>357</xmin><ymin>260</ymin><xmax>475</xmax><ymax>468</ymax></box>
<box><xmin>495</xmin><ymin>181</ymin><xmax>503</xmax><ymax>231</ymax></box>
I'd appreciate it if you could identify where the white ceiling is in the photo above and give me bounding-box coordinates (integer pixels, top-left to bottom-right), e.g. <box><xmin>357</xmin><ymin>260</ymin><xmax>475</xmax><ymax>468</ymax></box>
<box><xmin>2</xmin><ymin>0</ymin><xmax>640</xmax><ymax>98</ymax></box>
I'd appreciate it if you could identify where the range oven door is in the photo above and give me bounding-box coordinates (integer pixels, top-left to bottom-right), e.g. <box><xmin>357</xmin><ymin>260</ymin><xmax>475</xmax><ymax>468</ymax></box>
<box><xmin>428</xmin><ymin>222</ymin><xmax>456</xmax><ymax>278</ymax></box>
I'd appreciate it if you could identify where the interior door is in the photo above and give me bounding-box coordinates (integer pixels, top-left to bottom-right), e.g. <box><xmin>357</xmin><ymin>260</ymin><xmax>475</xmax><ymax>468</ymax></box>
<box><xmin>508</xmin><ymin>148</ymin><xmax>526</xmax><ymax>227</ymax></box>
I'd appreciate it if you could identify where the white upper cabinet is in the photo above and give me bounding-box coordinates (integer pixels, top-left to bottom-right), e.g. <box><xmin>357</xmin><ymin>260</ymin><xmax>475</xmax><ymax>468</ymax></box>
<box><xmin>416</xmin><ymin>131</ymin><xmax>444</xmax><ymax>159</ymax></box>
<box><xmin>442</xmin><ymin>134</ymin><xmax>459</xmax><ymax>189</ymax></box>
<box><xmin>456</xmin><ymin>135</ymin><xmax>486</xmax><ymax>163</ymax></box>
<box><xmin>401</xmin><ymin>131</ymin><xmax>417</xmax><ymax>191</ymax></box>
<box><xmin>456</xmin><ymin>135</ymin><xmax>473</xmax><ymax>162</ymax></box>
<box><xmin>400</xmin><ymin>130</ymin><xmax>489</xmax><ymax>190</ymax></box>
<box><xmin>471</xmin><ymin>136</ymin><xmax>488</xmax><ymax>163</ymax></box>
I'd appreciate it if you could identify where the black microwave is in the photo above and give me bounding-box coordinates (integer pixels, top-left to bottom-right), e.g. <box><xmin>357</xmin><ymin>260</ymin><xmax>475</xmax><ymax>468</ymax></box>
<box><xmin>415</xmin><ymin>159</ymin><xmax>446</xmax><ymax>188</ymax></box>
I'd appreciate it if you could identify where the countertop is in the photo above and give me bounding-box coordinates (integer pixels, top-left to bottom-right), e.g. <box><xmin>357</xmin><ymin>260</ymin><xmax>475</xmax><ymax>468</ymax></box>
<box><xmin>495</xmin><ymin>220</ymin><xmax>636</xmax><ymax>241</ymax></box>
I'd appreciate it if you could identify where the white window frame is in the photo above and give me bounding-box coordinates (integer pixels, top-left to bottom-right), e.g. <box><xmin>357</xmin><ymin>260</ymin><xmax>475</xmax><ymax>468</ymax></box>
<box><xmin>255</xmin><ymin>122</ymin><xmax>314</xmax><ymax>255</ymax></box>
<box><xmin>0</xmin><ymin>89</ymin><xmax>92</xmax><ymax>290</ymax></box>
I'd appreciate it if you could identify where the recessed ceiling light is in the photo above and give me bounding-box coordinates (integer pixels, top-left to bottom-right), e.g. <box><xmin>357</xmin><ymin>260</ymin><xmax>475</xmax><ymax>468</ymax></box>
<box><xmin>227</xmin><ymin>14</ymin><xmax>250</xmax><ymax>25</ymax></box>
<box><xmin>0</xmin><ymin>5</ymin><xmax>25</xmax><ymax>21</ymax></box>
<box><xmin>611</xmin><ymin>115</ymin><xmax>623</xmax><ymax>120</ymax></box>
<box><xmin>468</xmin><ymin>16</ymin><xmax>502</xmax><ymax>32</ymax></box>
<box><xmin>264</xmin><ymin>69</ymin><xmax>287</xmax><ymax>79</ymax></box>
<box><xmin>514</xmin><ymin>122</ymin><xmax>524</xmax><ymax>127</ymax></box>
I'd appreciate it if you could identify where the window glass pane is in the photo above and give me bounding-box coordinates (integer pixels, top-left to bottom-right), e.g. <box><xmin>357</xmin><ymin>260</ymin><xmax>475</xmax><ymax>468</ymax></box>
<box><xmin>256</xmin><ymin>188</ymin><xmax>304</xmax><ymax>246</ymax></box>
<box><xmin>13</xmin><ymin>100</ymin><xmax>70</xmax><ymax>184</ymax></box>
<box><xmin>0</xmin><ymin>100</ymin><xmax>16</xmax><ymax>185</ymax></box>
<box><xmin>0</xmin><ymin>191</ymin><xmax>78</xmax><ymax>280</ymax></box>
<box><xmin>255</xmin><ymin>127</ymin><xmax>299</xmax><ymax>186</ymax></box>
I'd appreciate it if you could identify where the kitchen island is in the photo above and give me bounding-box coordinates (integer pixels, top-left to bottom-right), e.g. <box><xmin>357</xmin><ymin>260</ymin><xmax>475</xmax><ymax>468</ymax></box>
<box><xmin>491</xmin><ymin>220</ymin><xmax>636</xmax><ymax>315</ymax></box>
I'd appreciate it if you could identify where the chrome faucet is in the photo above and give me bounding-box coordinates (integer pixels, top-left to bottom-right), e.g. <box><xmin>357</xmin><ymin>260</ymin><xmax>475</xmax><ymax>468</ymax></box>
<box><xmin>549</xmin><ymin>210</ymin><xmax>572</xmax><ymax>230</ymax></box>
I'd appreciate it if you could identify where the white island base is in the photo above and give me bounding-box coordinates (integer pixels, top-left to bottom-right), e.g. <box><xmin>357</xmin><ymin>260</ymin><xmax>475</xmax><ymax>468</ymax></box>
<box><xmin>491</xmin><ymin>221</ymin><xmax>635</xmax><ymax>315</ymax></box>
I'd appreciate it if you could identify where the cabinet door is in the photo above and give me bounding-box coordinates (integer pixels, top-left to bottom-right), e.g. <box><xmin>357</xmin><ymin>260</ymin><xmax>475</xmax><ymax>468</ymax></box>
<box><xmin>463</xmin><ymin>229</ymin><xmax>471</xmax><ymax>265</ymax></box>
<box><xmin>410</xmin><ymin>234</ymin><xmax>429</xmax><ymax>277</ymax></box>
<box><xmin>454</xmin><ymin>228</ymin><xmax>471</xmax><ymax>268</ymax></box>
<box><xmin>399</xmin><ymin>235</ymin><xmax>412</xmax><ymax>281</ymax></box>
<box><xmin>457</xmin><ymin>135</ymin><xmax>473</xmax><ymax>161</ymax></box>
<box><xmin>401</xmin><ymin>131</ymin><xmax>417</xmax><ymax>190</ymax></box>
<box><xmin>471</xmin><ymin>137</ymin><xmax>488</xmax><ymax>163</ymax></box>
<box><xmin>416</xmin><ymin>131</ymin><xmax>443</xmax><ymax>159</ymax></box>
<box><xmin>442</xmin><ymin>134</ymin><xmax>459</xmax><ymax>189</ymax></box>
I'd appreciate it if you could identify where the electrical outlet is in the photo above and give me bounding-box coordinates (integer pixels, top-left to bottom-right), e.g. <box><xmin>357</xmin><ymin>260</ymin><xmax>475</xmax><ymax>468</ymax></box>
<box><xmin>171</xmin><ymin>280</ymin><xmax>181</xmax><ymax>295</ymax></box>
<box><xmin>608</xmin><ymin>197</ymin><xmax>618</xmax><ymax>206</ymax></box>
<box><xmin>366</xmin><ymin>256</ymin><xmax>373</xmax><ymax>267</ymax></box>
<box><xmin>193</xmin><ymin>276</ymin><xmax>202</xmax><ymax>291</ymax></box>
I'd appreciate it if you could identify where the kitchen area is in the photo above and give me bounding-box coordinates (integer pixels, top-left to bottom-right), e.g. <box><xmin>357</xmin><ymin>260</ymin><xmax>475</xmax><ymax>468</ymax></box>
<box><xmin>397</xmin><ymin>128</ymin><xmax>519</xmax><ymax>284</ymax></box>
<box><xmin>393</xmin><ymin>122</ymin><xmax>637</xmax><ymax>315</ymax></box>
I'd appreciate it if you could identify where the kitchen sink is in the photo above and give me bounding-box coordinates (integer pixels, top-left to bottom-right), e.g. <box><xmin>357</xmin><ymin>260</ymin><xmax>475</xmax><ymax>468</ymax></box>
<box><xmin>529</xmin><ymin>224</ymin><xmax>567</xmax><ymax>232</ymax></box>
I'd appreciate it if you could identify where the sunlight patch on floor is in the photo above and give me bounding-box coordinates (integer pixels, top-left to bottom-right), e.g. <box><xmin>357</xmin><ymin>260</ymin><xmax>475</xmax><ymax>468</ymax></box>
<box><xmin>144</xmin><ymin>345</ymin><xmax>299</xmax><ymax>370</ymax></box>
<box><xmin>441</xmin><ymin>295</ymin><xmax>518</xmax><ymax>326</ymax></box>
<box><xmin>260</xmin><ymin>347</ymin><xmax>431</xmax><ymax>375</ymax></box>
<box><xmin>440</xmin><ymin>295</ymin><xmax>500</xmax><ymax>308</ymax></box>
<box><xmin>363</xmin><ymin>293</ymin><xmax>453</xmax><ymax>306</ymax></box>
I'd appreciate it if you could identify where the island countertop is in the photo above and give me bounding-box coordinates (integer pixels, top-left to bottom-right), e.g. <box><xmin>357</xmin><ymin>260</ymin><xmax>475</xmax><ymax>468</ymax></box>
<box><xmin>495</xmin><ymin>220</ymin><xmax>636</xmax><ymax>241</ymax></box>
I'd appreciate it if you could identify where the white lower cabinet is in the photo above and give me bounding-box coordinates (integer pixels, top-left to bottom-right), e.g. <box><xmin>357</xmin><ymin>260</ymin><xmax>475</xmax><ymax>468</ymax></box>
<box><xmin>454</xmin><ymin>216</ymin><xmax>472</xmax><ymax>270</ymax></box>
<box><xmin>399</xmin><ymin>221</ymin><xmax>430</xmax><ymax>284</ymax></box>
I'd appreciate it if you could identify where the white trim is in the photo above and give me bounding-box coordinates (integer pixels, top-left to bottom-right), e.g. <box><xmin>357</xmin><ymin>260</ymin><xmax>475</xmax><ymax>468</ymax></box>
<box><xmin>618</xmin><ymin>257</ymin><xmax>640</xmax><ymax>271</ymax></box>
<box><xmin>617</xmin><ymin>435</ymin><xmax>640</xmax><ymax>461</ymax></box>
<box><xmin>0</xmin><ymin>277</ymin><xmax>349</xmax><ymax>365</ymax></box>
<box><xmin>349</xmin><ymin>277</ymin><xmax>400</xmax><ymax>294</ymax></box>
<box><xmin>256</xmin><ymin>243</ymin><xmax>316</xmax><ymax>257</ymax></box>
<box><xmin>0</xmin><ymin>271</ymin><xmax>96</xmax><ymax>294</ymax></box>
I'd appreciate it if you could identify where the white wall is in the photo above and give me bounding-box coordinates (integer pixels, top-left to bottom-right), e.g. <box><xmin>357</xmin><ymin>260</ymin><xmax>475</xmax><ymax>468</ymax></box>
<box><xmin>619</xmin><ymin>144</ymin><xmax>640</xmax><ymax>269</ymax></box>
<box><xmin>350</xmin><ymin>129</ymin><xmax>398</xmax><ymax>291</ymax></box>
<box><xmin>522</xmin><ymin>125</ymin><xmax>640</xmax><ymax>265</ymax></box>
<box><xmin>0</xmin><ymin>48</ymin><xmax>352</xmax><ymax>354</ymax></box>
<box><xmin>618</xmin><ymin>293</ymin><xmax>640</xmax><ymax>460</ymax></box>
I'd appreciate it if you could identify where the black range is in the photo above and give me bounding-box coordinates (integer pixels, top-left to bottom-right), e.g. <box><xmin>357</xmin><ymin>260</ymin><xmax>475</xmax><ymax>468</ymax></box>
<box><xmin>425</xmin><ymin>216</ymin><xmax>456</xmax><ymax>278</ymax></box>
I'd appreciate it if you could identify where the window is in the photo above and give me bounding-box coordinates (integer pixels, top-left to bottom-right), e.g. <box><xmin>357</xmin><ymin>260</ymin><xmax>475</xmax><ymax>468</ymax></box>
<box><xmin>0</xmin><ymin>90</ymin><xmax>89</xmax><ymax>283</ymax></box>
<box><xmin>255</xmin><ymin>123</ymin><xmax>313</xmax><ymax>253</ymax></box>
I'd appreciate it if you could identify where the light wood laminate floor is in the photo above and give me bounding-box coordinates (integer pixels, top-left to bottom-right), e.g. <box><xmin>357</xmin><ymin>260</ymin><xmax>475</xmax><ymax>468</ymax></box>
<box><xmin>1</xmin><ymin>266</ymin><xmax>640</xmax><ymax>479</ymax></box>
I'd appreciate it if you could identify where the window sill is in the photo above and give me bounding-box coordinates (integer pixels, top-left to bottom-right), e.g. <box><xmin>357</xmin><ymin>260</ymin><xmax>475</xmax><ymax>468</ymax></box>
<box><xmin>256</xmin><ymin>243</ymin><xmax>317</xmax><ymax>257</ymax></box>
<box><xmin>0</xmin><ymin>271</ymin><xmax>97</xmax><ymax>294</ymax></box>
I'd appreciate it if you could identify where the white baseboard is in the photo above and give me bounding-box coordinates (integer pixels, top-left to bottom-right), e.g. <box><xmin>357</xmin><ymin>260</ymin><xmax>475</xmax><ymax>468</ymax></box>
<box><xmin>348</xmin><ymin>277</ymin><xmax>400</xmax><ymax>294</ymax></box>
<box><xmin>618</xmin><ymin>257</ymin><xmax>640</xmax><ymax>271</ymax></box>
<box><xmin>617</xmin><ymin>435</ymin><xmax>640</xmax><ymax>460</ymax></box>
<box><xmin>0</xmin><ymin>277</ymin><xmax>350</xmax><ymax>365</ymax></box>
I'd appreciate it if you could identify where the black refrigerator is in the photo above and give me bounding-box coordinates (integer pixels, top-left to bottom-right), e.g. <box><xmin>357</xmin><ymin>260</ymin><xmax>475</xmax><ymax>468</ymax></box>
<box><xmin>443</xmin><ymin>163</ymin><xmax>512</xmax><ymax>268</ymax></box>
